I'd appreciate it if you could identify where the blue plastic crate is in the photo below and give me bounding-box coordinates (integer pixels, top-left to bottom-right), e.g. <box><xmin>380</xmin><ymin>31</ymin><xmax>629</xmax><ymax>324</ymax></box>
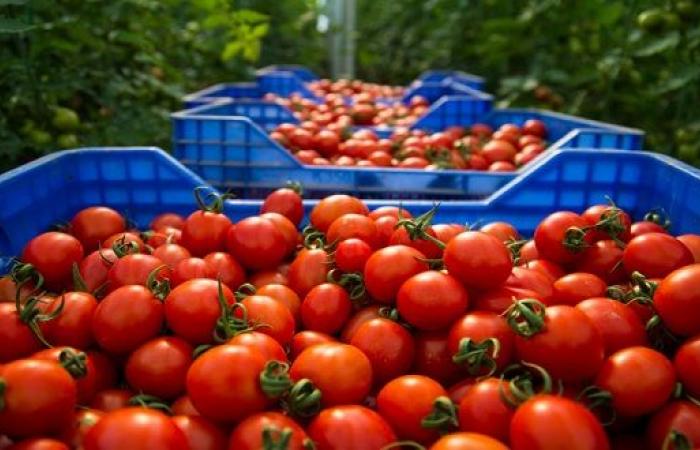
<box><xmin>3</xmin><ymin>147</ymin><xmax>700</xmax><ymax>273</ymax></box>
<box><xmin>414</xmin><ymin>70</ymin><xmax>485</xmax><ymax>91</ymax></box>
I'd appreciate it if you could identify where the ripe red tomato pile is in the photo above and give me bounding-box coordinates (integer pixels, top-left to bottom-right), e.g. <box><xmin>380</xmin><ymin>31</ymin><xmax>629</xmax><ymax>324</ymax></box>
<box><xmin>306</xmin><ymin>78</ymin><xmax>406</xmax><ymax>101</ymax></box>
<box><xmin>2</xmin><ymin>188</ymin><xmax>700</xmax><ymax>450</ymax></box>
<box><xmin>271</xmin><ymin>119</ymin><xmax>548</xmax><ymax>170</ymax></box>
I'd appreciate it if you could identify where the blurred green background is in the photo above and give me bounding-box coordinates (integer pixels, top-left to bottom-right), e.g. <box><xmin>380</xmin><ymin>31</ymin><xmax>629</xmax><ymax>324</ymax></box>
<box><xmin>1</xmin><ymin>0</ymin><xmax>698</xmax><ymax>171</ymax></box>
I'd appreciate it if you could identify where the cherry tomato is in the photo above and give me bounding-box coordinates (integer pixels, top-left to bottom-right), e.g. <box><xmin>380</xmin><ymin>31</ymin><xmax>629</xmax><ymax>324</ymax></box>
<box><xmin>377</xmin><ymin>375</ymin><xmax>447</xmax><ymax>444</ymax></box>
<box><xmin>229</xmin><ymin>412</ymin><xmax>309</xmax><ymax>450</ymax></box>
<box><xmin>340</xmin><ymin>305</ymin><xmax>382</xmax><ymax>342</ymax></box>
<box><xmin>430</xmin><ymin>432</ymin><xmax>509</xmax><ymax>450</ymax></box>
<box><xmin>596</xmin><ymin>346</ymin><xmax>675</xmax><ymax>417</ymax></box>
<box><xmin>7</xmin><ymin>438</ymin><xmax>70</xmax><ymax>450</ymax></box>
<box><xmin>335</xmin><ymin>238</ymin><xmax>372</xmax><ymax>273</ymax></box>
<box><xmin>374</xmin><ymin>216</ymin><xmax>399</xmax><ymax>248</ymax></box>
<box><xmin>186</xmin><ymin>345</ymin><xmax>271</xmax><ymax>423</ymax></box>
<box><xmin>523</xmin><ymin>259</ymin><xmax>565</xmax><ymax>281</ymax></box>
<box><xmin>444</xmin><ymin>231</ymin><xmax>512</xmax><ymax>290</ymax></box>
<box><xmin>172</xmin><ymin>415</ymin><xmax>227</xmax><ymax>450</ymax></box>
<box><xmin>678</xmin><ymin>234</ymin><xmax>700</xmax><ymax>263</ymax></box>
<box><xmin>576</xmin><ymin>298</ymin><xmax>648</xmax><ymax>356</ymax></box>
<box><xmin>83</xmin><ymin>407</ymin><xmax>188</xmax><ymax>450</ymax></box>
<box><xmin>654</xmin><ymin>264</ymin><xmax>700</xmax><ymax>336</ymax></box>
<box><xmin>482</xmin><ymin>140</ymin><xmax>517</xmax><ymax>163</ymax></box>
<box><xmin>522</xmin><ymin>119</ymin><xmax>547</xmax><ymax>137</ymax></box>
<box><xmin>432</xmin><ymin>224</ymin><xmax>465</xmax><ymax>245</ymax></box>
<box><xmin>0</xmin><ymin>359</ymin><xmax>76</xmax><ymax>439</ymax></box>
<box><xmin>261</xmin><ymin>187</ymin><xmax>304</xmax><ymax>226</ymax></box>
<box><xmin>92</xmin><ymin>285</ymin><xmax>163</xmax><ymax>354</ymax></box>
<box><xmin>226</xmin><ymin>217</ymin><xmax>288</xmax><ymax>271</ymax></box>
<box><xmin>458</xmin><ymin>378</ymin><xmax>513</xmax><ymax>443</ymax></box>
<box><xmin>506</xmin><ymin>266</ymin><xmax>554</xmax><ymax>305</ymax></box>
<box><xmin>301</xmin><ymin>283</ymin><xmax>351</xmax><ymax>335</ymax></box>
<box><xmin>238</xmin><ymin>294</ymin><xmax>295</xmax><ymax>345</ymax></box>
<box><xmin>88</xmin><ymin>351</ymin><xmax>118</xmax><ymax>392</ymax></box>
<box><xmin>152</xmin><ymin>244</ymin><xmax>191</xmax><ymax>269</ymax></box>
<box><xmin>327</xmin><ymin>214</ymin><xmax>378</xmax><ymax>248</ymax></box>
<box><xmin>309</xmin><ymin>195</ymin><xmax>369</xmax><ymax>233</ymax></box>
<box><xmin>58</xmin><ymin>409</ymin><xmax>103</xmax><ymax>449</ymax></box>
<box><xmin>102</xmin><ymin>232</ymin><xmax>146</xmax><ymax>253</ymax></box>
<box><xmin>172</xmin><ymin>395</ymin><xmax>199</xmax><ymax>416</ymax></box>
<box><xmin>203</xmin><ymin>252</ymin><xmax>246</xmax><ymax>290</ymax></box>
<box><xmin>350</xmin><ymin>317</ymin><xmax>414</xmax><ymax>384</ymax></box>
<box><xmin>470</xmin><ymin>286</ymin><xmax>541</xmax><ymax>314</ymax></box>
<box><xmin>307</xmin><ymin>405</ymin><xmax>396</xmax><ymax>450</ymax></box>
<box><xmin>447</xmin><ymin>312</ymin><xmax>514</xmax><ymax>375</ymax></box>
<box><xmin>257</xmin><ymin>283</ymin><xmax>301</xmax><ymax>322</ymax></box>
<box><xmin>413</xmin><ymin>331</ymin><xmax>462</xmax><ymax>385</ymax></box>
<box><xmin>290</xmin><ymin>343</ymin><xmax>372</xmax><ymax>406</ymax></box>
<box><xmin>519</xmin><ymin>240</ymin><xmax>539</xmax><ymax>263</ymax></box>
<box><xmin>647</xmin><ymin>401</ymin><xmax>700</xmax><ymax>450</ymax></box>
<box><xmin>89</xmin><ymin>389</ymin><xmax>132</xmax><ymax>412</ymax></box>
<box><xmin>287</xmin><ymin>248</ymin><xmax>329</xmax><ymax>298</ymax></box>
<box><xmin>171</xmin><ymin>257</ymin><xmax>214</xmax><ymax>287</ymax></box>
<box><xmin>151</xmin><ymin>213</ymin><xmax>185</xmax><ymax>231</ymax></box>
<box><xmin>675</xmin><ymin>335</ymin><xmax>700</xmax><ymax>398</ymax></box>
<box><xmin>22</xmin><ymin>232</ymin><xmax>84</xmax><ymax>290</ymax></box>
<box><xmin>581</xmin><ymin>204</ymin><xmax>632</xmax><ymax>242</ymax></box>
<box><xmin>551</xmin><ymin>272</ymin><xmax>607</xmax><ymax>306</ymax></box>
<box><xmin>227</xmin><ymin>331</ymin><xmax>286</xmax><ymax>363</ymax></box>
<box><xmin>180</xmin><ymin>209</ymin><xmax>232</xmax><ymax>257</ymax></box>
<box><xmin>368</xmin><ymin>206</ymin><xmax>412</xmax><ymax>221</ymax></box>
<box><xmin>534</xmin><ymin>211</ymin><xmax>590</xmax><ymax>264</ymax></box>
<box><xmin>397</xmin><ymin>271</ymin><xmax>469</xmax><ymax>330</ymax></box>
<box><xmin>0</xmin><ymin>303</ymin><xmax>42</xmax><ymax>362</ymax></box>
<box><xmin>259</xmin><ymin>212</ymin><xmax>298</xmax><ymax>255</ymax></box>
<box><xmin>510</xmin><ymin>395</ymin><xmax>610</xmax><ymax>450</ymax></box>
<box><xmin>630</xmin><ymin>220</ymin><xmax>668</xmax><ymax>238</ymax></box>
<box><xmin>125</xmin><ymin>336</ymin><xmax>193</xmax><ymax>399</ymax></box>
<box><xmin>31</xmin><ymin>347</ymin><xmax>98</xmax><ymax>404</ymax></box>
<box><xmin>71</xmin><ymin>207</ymin><xmax>126</xmax><ymax>250</ymax></box>
<box><xmin>480</xmin><ymin>221</ymin><xmax>520</xmax><ymax>242</ymax></box>
<box><xmin>575</xmin><ymin>239</ymin><xmax>625</xmax><ymax>283</ymax></box>
<box><xmin>623</xmin><ymin>233</ymin><xmax>692</xmax><ymax>278</ymax></box>
<box><xmin>107</xmin><ymin>254</ymin><xmax>169</xmax><ymax>291</ymax></box>
<box><xmin>164</xmin><ymin>279</ymin><xmax>236</xmax><ymax>345</ymax></box>
<box><xmin>364</xmin><ymin>245</ymin><xmax>429</xmax><ymax>304</ymax></box>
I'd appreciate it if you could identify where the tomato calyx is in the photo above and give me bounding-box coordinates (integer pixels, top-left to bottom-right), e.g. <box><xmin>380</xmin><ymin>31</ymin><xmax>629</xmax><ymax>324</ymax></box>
<box><xmin>421</xmin><ymin>395</ymin><xmax>459</xmax><ymax>432</ymax></box>
<box><xmin>381</xmin><ymin>442</ymin><xmax>425</xmax><ymax>450</ymax></box>
<box><xmin>285</xmin><ymin>180</ymin><xmax>304</xmax><ymax>195</ymax></box>
<box><xmin>663</xmin><ymin>429</ymin><xmax>693</xmax><ymax>450</ymax></box>
<box><xmin>193</xmin><ymin>186</ymin><xmax>233</xmax><ymax>214</ymax></box>
<box><xmin>128</xmin><ymin>393</ymin><xmax>172</xmax><ymax>414</ymax></box>
<box><xmin>644</xmin><ymin>208</ymin><xmax>672</xmax><ymax>229</ymax></box>
<box><xmin>234</xmin><ymin>283</ymin><xmax>258</xmax><ymax>302</ymax></box>
<box><xmin>506</xmin><ymin>238</ymin><xmax>528</xmax><ymax>264</ymax></box>
<box><xmin>595</xmin><ymin>206</ymin><xmax>629</xmax><ymax>246</ymax></box>
<box><xmin>378</xmin><ymin>307</ymin><xmax>413</xmax><ymax>330</ymax></box>
<box><xmin>261</xmin><ymin>424</ymin><xmax>296</xmax><ymax>450</ymax></box>
<box><xmin>504</xmin><ymin>298</ymin><xmax>547</xmax><ymax>338</ymax></box>
<box><xmin>213</xmin><ymin>280</ymin><xmax>253</xmax><ymax>342</ymax></box>
<box><xmin>58</xmin><ymin>348</ymin><xmax>88</xmax><ymax>379</ymax></box>
<box><xmin>499</xmin><ymin>362</ymin><xmax>554</xmax><ymax>408</ymax></box>
<box><xmin>327</xmin><ymin>269</ymin><xmax>367</xmax><ymax>304</ymax></box>
<box><xmin>452</xmin><ymin>337</ymin><xmax>501</xmax><ymax>377</ymax></box>
<box><xmin>646</xmin><ymin>314</ymin><xmax>681</xmax><ymax>354</ymax></box>
<box><xmin>111</xmin><ymin>234</ymin><xmax>141</xmax><ymax>257</ymax></box>
<box><xmin>17</xmin><ymin>292</ymin><xmax>63</xmax><ymax>348</ymax></box>
<box><xmin>259</xmin><ymin>360</ymin><xmax>322</xmax><ymax>419</ymax></box>
<box><xmin>562</xmin><ymin>226</ymin><xmax>590</xmax><ymax>253</ymax></box>
<box><xmin>576</xmin><ymin>385</ymin><xmax>616</xmax><ymax>426</ymax></box>
<box><xmin>302</xmin><ymin>225</ymin><xmax>327</xmax><ymax>249</ymax></box>
<box><xmin>146</xmin><ymin>265</ymin><xmax>171</xmax><ymax>301</ymax></box>
<box><xmin>10</xmin><ymin>261</ymin><xmax>44</xmax><ymax>297</ymax></box>
<box><xmin>395</xmin><ymin>204</ymin><xmax>446</xmax><ymax>250</ymax></box>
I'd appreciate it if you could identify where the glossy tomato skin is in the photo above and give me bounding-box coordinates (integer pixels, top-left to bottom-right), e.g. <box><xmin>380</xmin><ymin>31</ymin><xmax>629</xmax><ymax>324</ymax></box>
<box><xmin>172</xmin><ymin>415</ymin><xmax>227</xmax><ymax>450</ymax></box>
<box><xmin>125</xmin><ymin>336</ymin><xmax>193</xmax><ymax>400</ymax></box>
<box><xmin>152</xmin><ymin>244</ymin><xmax>191</xmax><ymax>269</ymax></box>
<box><xmin>551</xmin><ymin>272</ymin><xmax>607</xmax><ymax>306</ymax></box>
<box><xmin>654</xmin><ymin>264</ymin><xmax>700</xmax><ymax>336</ymax></box>
<box><xmin>151</xmin><ymin>213</ymin><xmax>185</xmax><ymax>231</ymax></box>
<box><xmin>470</xmin><ymin>286</ymin><xmax>541</xmax><ymax>314</ymax></box>
<box><xmin>171</xmin><ymin>257</ymin><xmax>214</xmax><ymax>287</ymax></box>
<box><xmin>83</xmin><ymin>407</ymin><xmax>188</xmax><ymax>450</ymax></box>
<box><xmin>186</xmin><ymin>345</ymin><xmax>271</xmax><ymax>423</ymax></box>
<box><xmin>340</xmin><ymin>305</ymin><xmax>382</xmax><ymax>342</ymax></box>
<box><xmin>364</xmin><ymin>245</ymin><xmax>429</xmax><ymax>304</ymax></box>
<box><xmin>22</xmin><ymin>231</ymin><xmax>84</xmax><ymax>290</ymax></box>
<box><xmin>377</xmin><ymin>375</ymin><xmax>447</xmax><ymax>444</ymax></box>
<box><xmin>397</xmin><ymin>271</ymin><xmax>469</xmax><ymax>330</ymax></box>
<box><xmin>630</xmin><ymin>221</ymin><xmax>668</xmax><ymax>238</ymax></box>
<box><xmin>89</xmin><ymin>389</ymin><xmax>132</xmax><ymax>412</ymax></box>
<box><xmin>31</xmin><ymin>347</ymin><xmax>99</xmax><ymax>404</ymax></box>
<box><xmin>576</xmin><ymin>298</ymin><xmax>648</xmax><ymax>356</ymax></box>
<box><xmin>596</xmin><ymin>346</ymin><xmax>675</xmax><ymax>417</ymax></box>
<box><xmin>0</xmin><ymin>360</ymin><xmax>77</xmax><ymax>439</ymax></box>
<box><xmin>506</xmin><ymin>267</ymin><xmax>554</xmax><ymax>305</ymax></box>
<box><xmin>202</xmin><ymin>252</ymin><xmax>246</xmax><ymax>290</ymax></box>
<box><xmin>227</xmin><ymin>331</ymin><xmax>287</xmax><ymax>362</ymax></box>
<box><xmin>444</xmin><ymin>231</ymin><xmax>512</xmax><ymax>290</ymax></box>
<box><xmin>514</xmin><ymin>305</ymin><xmax>605</xmax><ymax>383</ymax></box>
<box><xmin>92</xmin><ymin>285</ymin><xmax>163</xmax><ymax>354</ymax></box>
<box><xmin>510</xmin><ymin>395</ymin><xmax>610</xmax><ymax>450</ymax></box>
<box><xmin>678</xmin><ymin>234</ymin><xmax>700</xmax><ymax>263</ymax></box>
<box><xmin>350</xmin><ymin>317</ymin><xmax>414</xmax><ymax>384</ymax></box>
<box><xmin>327</xmin><ymin>214</ymin><xmax>378</xmax><ymax>248</ymax></box>
<box><xmin>447</xmin><ymin>312</ymin><xmax>514</xmax><ymax>374</ymax></box>
<box><xmin>647</xmin><ymin>401</ymin><xmax>700</xmax><ymax>450</ymax></box>
<box><xmin>287</xmin><ymin>248</ymin><xmax>329</xmax><ymax>298</ymax></box>
<box><xmin>58</xmin><ymin>409</ymin><xmax>103</xmax><ymax>449</ymax></box>
<box><xmin>164</xmin><ymin>279</ymin><xmax>236</xmax><ymax>345</ymax></box>
<box><xmin>0</xmin><ymin>303</ymin><xmax>42</xmax><ymax>362</ymax></box>
<box><xmin>257</xmin><ymin>284</ymin><xmax>301</xmax><ymax>322</ymax></box>
<box><xmin>413</xmin><ymin>331</ymin><xmax>462</xmax><ymax>385</ymax></box>
<box><xmin>307</xmin><ymin>405</ymin><xmax>396</xmax><ymax>450</ymax></box>
<box><xmin>374</xmin><ymin>216</ymin><xmax>399</xmax><ymax>248</ymax></box>
<box><xmin>238</xmin><ymin>294</ymin><xmax>295</xmax><ymax>345</ymax></box>
<box><xmin>575</xmin><ymin>239</ymin><xmax>625</xmax><ymax>283</ymax></box>
<box><xmin>429</xmin><ymin>432</ymin><xmax>509</xmax><ymax>450</ymax></box>
<box><xmin>7</xmin><ymin>438</ymin><xmax>70</xmax><ymax>450</ymax></box>
<box><xmin>301</xmin><ymin>283</ymin><xmax>352</xmax><ymax>334</ymax></box>
<box><xmin>102</xmin><ymin>232</ymin><xmax>146</xmax><ymax>252</ymax></box>
<box><xmin>523</xmin><ymin>259</ymin><xmax>565</xmax><ymax>281</ymax></box>
<box><xmin>458</xmin><ymin>378</ymin><xmax>513</xmax><ymax>443</ymax></box>
<box><xmin>226</xmin><ymin>217</ymin><xmax>288</xmax><ymax>271</ymax></box>
<box><xmin>180</xmin><ymin>210</ymin><xmax>232</xmax><ymax>257</ymax></box>
<box><xmin>290</xmin><ymin>330</ymin><xmax>335</xmax><ymax>359</ymax></box>
<box><xmin>334</xmin><ymin>238</ymin><xmax>372</xmax><ymax>272</ymax></box>
<box><xmin>290</xmin><ymin>343</ymin><xmax>372</xmax><ymax>406</ymax></box>
<box><xmin>623</xmin><ymin>233</ymin><xmax>693</xmax><ymax>278</ymax></box>
<box><xmin>389</xmin><ymin>226</ymin><xmax>443</xmax><ymax>259</ymax></box>
<box><xmin>107</xmin><ymin>254</ymin><xmax>169</xmax><ymax>290</ymax></box>
<box><xmin>675</xmin><ymin>335</ymin><xmax>700</xmax><ymax>398</ymax></box>
<box><xmin>309</xmin><ymin>195</ymin><xmax>369</xmax><ymax>233</ymax></box>
<box><xmin>261</xmin><ymin>187</ymin><xmax>304</xmax><ymax>226</ymax></box>
<box><xmin>481</xmin><ymin>221</ymin><xmax>520</xmax><ymax>242</ymax></box>
<box><xmin>534</xmin><ymin>211</ymin><xmax>590</xmax><ymax>264</ymax></box>
<box><xmin>228</xmin><ymin>412</ymin><xmax>309</xmax><ymax>450</ymax></box>
<box><xmin>71</xmin><ymin>206</ymin><xmax>126</xmax><ymax>250</ymax></box>
<box><xmin>78</xmin><ymin>248</ymin><xmax>117</xmax><ymax>294</ymax></box>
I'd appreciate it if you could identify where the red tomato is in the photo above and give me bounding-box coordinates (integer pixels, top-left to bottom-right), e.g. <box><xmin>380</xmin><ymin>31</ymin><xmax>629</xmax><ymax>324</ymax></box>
<box><xmin>647</xmin><ymin>401</ymin><xmax>700</xmax><ymax>450</ymax></box>
<box><xmin>480</xmin><ymin>221</ymin><xmax>520</xmax><ymax>242</ymax></box>
<box><xmin>315</xmin><ymin>129</ymin><xmax>341</xmax><ymax>156</ymax></box>
<box><xmin>88</xmin><ymin>351</ymin><xmax>118</xmax><ymax>392</ymax></box>
<box><xmin>513</xmin><ymin>304</ymin><xmax>605</xmax><ymax>383</ymax></box>
<box><xmin>534</xmin><ymin>211</ymin><xmax>591</xmax><ymax>264</ymax></box>
<box><xmin>575</xmin><ymin>239</ymin><xmax>626</xmax><ymax>283</ymax></box>
<box><xmin>257</xmin><ymin>284</ymin><xmax>301</xmax><ymax>322</ymax></box>
<box><xmin>523</xmin><ymin>259</ymin><xmax>565</xmax><ymax>281</ymax></box>
<box><xmin>164</xmin><ymin>279</ymin><xmax>236</xmax><ymax>345</ymax></box>
<box><xmin>261</xmin><ymin>187</ymin><xmax>304</xmax><ymax>226</ymax></box>
<box><xmin>171</xmin><ymin>257</ymin><xmax>215</xmax><ymax>287</ymax></box>
<box><xmin>364</xmin><ymin>245</ymin><xmax>429</xmax><ymax>303</ymax></box>
<box><xmin>327</xmin><ymin>214</ymin><xmax>377</xmax><ymax>248</ymax></box>
<box><xmin>92</xmin><ymin>285</ymin><xmax>163</xmax><ymax>354</ymax></box>
<box><xmin>41</xmin><ymin>291</ymin><xmax>97</xmax><ymax>350</ymax></box>
<box><xmin>227</xmin><ymin>331</ymin><xmax>287</xmax><ymax>362</ymax></box>
<box><xmin>519</xmin><ymin>240</ymin><xmax>539</xmax><ymax>263</ymax></box>
<box><xmin>102</xmin><ymin>232</ymin><xmax>146</xmax><ymax>253</ymax></box>
<box><xmin>58</xmin><ymin>409</ymin><xmax>103</xmax><ymax>449</ymax></box>
<box><xmin>397</xmin><ymin>271</ymin><xmax>469</xmax><ymax>330</ymax></box>
<box><xmin>340</xmin><ymin>305</ymin><xmax>382</xmax><ymax>342</ymax></box>
<box><xmin>301</xmin><ymin>283</ymin><xmax>351</xmax><ymax>335</ymax></box>
<box><xmin>180</xmin><ymin>209</ymin><xmax>232</xmax><ymax>257</ymax></box>
<box><xmin>369</xmin><ymin>206</ymin><xmax>412</xmax><ymax>221</ymax></box>
<box><xmin>259</xmin><ymin>212</ymin><xmax>298</xmax><ymax>255</ymax></box>
<box><xmin>399</xmin><ymin>156</ymin><xmax>430</xmax><ymax>168</ymax></box>
<box><xmin>151</xmin><ymin>213</ymin><xmax>185</xmax><ymax>231</ymax></box>
<box><xmin>510</xmin><ymin>395</ymin><xmax>610</xmax><ymax>450</ymax></box>
<box><xmin>350</xmin><ymin>317</ymin><xmax>414</xmax><ymax>384</ymax></box>
<box><xmin>596</xmin><ymin>346</ymin><xmax>675</xmax><ymax>417</ymax></box>
<box><xmin>22</xmin><ymin>231</ymin><xmax>84</xmax><ymax>290</ymax></box>
<box><xmin>581</xmin><ymin>204</ymin><xmax>632</xmax><ymax>243</ymax></box>
<box><xmin>89</xmin><ymin>389</ymin><xmax>132</xmax><ymax>412</ymax></box>
<box><xmin>83</xmin><ymin>408</ymin><xmax>188</xmax><ymax>450</ymax></box>
<box><xmin>310</xmin><ymin>195</ymin><xmax>369</xmax><ymax>233</ymax></box>
<box><xmin>125</xmin><ymin>336</ymin><xmax>193</xmax><ymax>399</ymax></box>
<box><xmin>623</xmin><ymin>233</ymin><xmax>692</xmax><ymax>278</ymax></box>
<box><xmin>202</xmin><ymin>252</ymin><xmax>245</xmax><ymax>290</ymax></box>
<box><xmin>430</xmin><ymin>432</ymin><xmax>509</xmax><ymax>450</ymax></box>
<box><xmin>152</xmin><ymin>244</ymin><xmax>191</xmax><ymax>269</ymax></box>
<box><xmin>290</xmin><ymin>343</ymin><xmax>372</xmax><ymax>406</ymax></box>
<box><xmin>172</xmin><ymin>395</ymin><xmax>199</xmax><ymax>416</ymax></box>
<box><xmin>413</xmin><ymin>331</ymin><xmax>462</xmax><ymax>385</ymax></box>
<box><xmin>373</xmin><ymin>216</ymin><xmax>399</xmax><ymax>248</ymax></box>
<box><xmin>290</xmin><ymin>330</ymin><xmax>335</xmax><ymax>359</ymax></box>
<box><xmin>551</xmin><ymin>272</ymin><xmax>607</xmax><ymax>306</ymax></box>
<box><xmin>654</xmin><ymin>264</ymin><xmax>700</xmax><ymax>336</ymax></box>
<box><xmin>287</xmin><ymin>248</ymin><xmax>329</xmax><ymax>297</ymax></box>
<box><xmin>470</xmin><ymin>123</ymin><xmax>493</xmax><ymax>138</ymax></box>
<box><xmin>447</xmin><ymin>312</ymin><xmax>514</xmax><ymax>375</ymax></box>
<box><xmin>458</xmin><ymin>378</ymin><xmax>513</xmax><ymax>443</ymax></box>
<box><xmin>576</xmin><ymin>298</ymin><xmax>648</xmax><ymax>356</ymax></box>
<box><xmin>238</xmin><ymin>295</ymin><xmax>295</xmax><ymax>345</ymax></box>
<box><xmin>107</xmin><ymin>254</ymin><xmax>169</xmax><ymax>290</ymax></box>
<box><xmin>630</xmin><ymin>220</ymin><xmax>668</xmax><ymax>238</ymax></box>
<box><xmin>71</xmin><ymin>207</ymin><xmax>126</xmax><ymax>250</ymax></box>
<box><xmin>307</xmin><ymin>405</ymin><xmax>396</xmax><ymax>450</ymax></box>
<box><xmin>0</xmin><ymin>360</ymin><xmax>76</xmax><ymax>439</ymax></box>
<box><xmin>522</xmin><ymin>119</ymin><xmax>547</xmax><ymax>137</ymax></box>
<box><xmin>0</xmin><ymin>300</ymin><xmax>43</xmax><ymax>362</ymax></box>
<box><xmin>470</xmin><ymin>286</ymin><xmax>541</xmax><ymax>314</ymax></box>
<box><xmin>444</xmin><ymin>231</ymin><xmax>512</xmax><ymax>290</ymax></box>
<box><xmin>229</xmin><ymin>412</ymin><xmax>309</xmax><ymax>450</ymax></box>
<box><xmin>390</xmin><ymin>225</ymin><xmax>443</xmax><ymax>259</ymax></box>
<box><xmin>186</xmin><ymin>345</ymin><xmax>271</xmax><ymax>423</ymax></box>
<box><xmin>675</xmin><ymin>335</ymin><xmax>700</xmax><ymax>398</ymax></box>
<box><xmin>376</xmin><ymin>375</ymin><xmax>447</xmax><ymax>444</ymax></box>
<box><xmin>482</xmin><ymin>140</ymin><xmax>517</xmax><ymax>162</ymax></box>
<box><xmin>335</xmin><ymin>238</ymin><xmax>372</xmax><ymax>272</ymax></box>
<box><xmin>32</xmin><ymin>347</ymin><xmax>98</xmax><ymax>404</ymax></box>
<box><xmin>172</xmin><ymin>415</ymin><xmax>227</xmax><ymax>450</ymax></box>
<box><xmin>678</xmin><ymin>234</ymin><xmax>700</xmax><ymax>262</ymax></box>
<box><xmin>506</xmin><ymin>266</ymin><xmax>554</xmax><ymax>304</ymax></box>
<box><xmin>7</xmin><ymin>438</ymin><xmax>70</xmax><ymax>450</ymax></box>
<box><xmin>226</xmin><ymin>217</ymin><xmax>288</xmax><ymax>270</ymax></box>
<box><xmin>432</xmin><ymin>224</ymin><xmax>465</xmax><ymax>245</ymax></box>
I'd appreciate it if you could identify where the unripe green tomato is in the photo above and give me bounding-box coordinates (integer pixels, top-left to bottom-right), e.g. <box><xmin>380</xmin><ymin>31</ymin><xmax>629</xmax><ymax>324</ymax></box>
<box><xmin>52</xmin><ymin>107</ymin><xmax>80</xmax><ymax>131</ymax></box>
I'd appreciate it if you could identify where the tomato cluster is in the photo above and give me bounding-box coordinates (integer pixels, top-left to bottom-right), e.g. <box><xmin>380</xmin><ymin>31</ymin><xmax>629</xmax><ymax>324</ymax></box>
<box><xmin>271</xmin><ymin>119</ymin><xmax>548</xmax><ymax>170</ymax></box>
<box><xmin>2</xmin><ymin>188</ymin><xmax>700</xmax><ymax>450</ymax></box>
<box><xmin>306</xmin><ymin>78</ymin><xmax>405</xmax><ymax>101</ymax></box>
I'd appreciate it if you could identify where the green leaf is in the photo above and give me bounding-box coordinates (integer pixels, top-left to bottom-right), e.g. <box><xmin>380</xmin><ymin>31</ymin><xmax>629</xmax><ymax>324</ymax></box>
<box><xmin>634</xmin><ymin>32</ymin><xmax>680</xmax><ymax>57</ymax></box>
<box><xmin>596</xmin><ymin>2</ymin><xmax>623</xmax><ymax>26</ymax></box>
<box><xmin>654</xmin><ymin>66</ymin><xmax>700</xmax><ymax>94</ymax></box>
<box><xmin>250</xmin><ymin>22</ymin><xmax>269</xmax><ymax>39</ymax></box>
<box><xmin>0</xmin><ymin>0</ymin><xmax>27</xmax><ymax>5</ymax></box>
<box><xmin>0</xmin><ymin>17</ymin><xmax>35</xmax><ymax>33</ymax></box>
<box><xmin>234</xmin><ymin>9</ymin><xmax>268</xmax><ymax>23</ymax></box>
<box><xmin>221</xmin><ymin>40</ymin><xmax>243</xmax><ymax>61</ymax></box>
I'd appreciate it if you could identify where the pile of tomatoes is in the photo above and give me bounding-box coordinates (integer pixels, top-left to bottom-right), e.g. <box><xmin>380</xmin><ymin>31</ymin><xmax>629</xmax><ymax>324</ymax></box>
<box><xmin>270</xmin><ymin>119</ymin><xmax>548</xmax><ymax>171</ymax></box>
<box><xmin>2</xmin><ymin>186</ymin><xmax>700</xmax><ymax>450</ymax></box>
<box><xmin>305</xmin><ymin>78</ymin><xmax>405</xmax><ymax>101</ymax></box>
